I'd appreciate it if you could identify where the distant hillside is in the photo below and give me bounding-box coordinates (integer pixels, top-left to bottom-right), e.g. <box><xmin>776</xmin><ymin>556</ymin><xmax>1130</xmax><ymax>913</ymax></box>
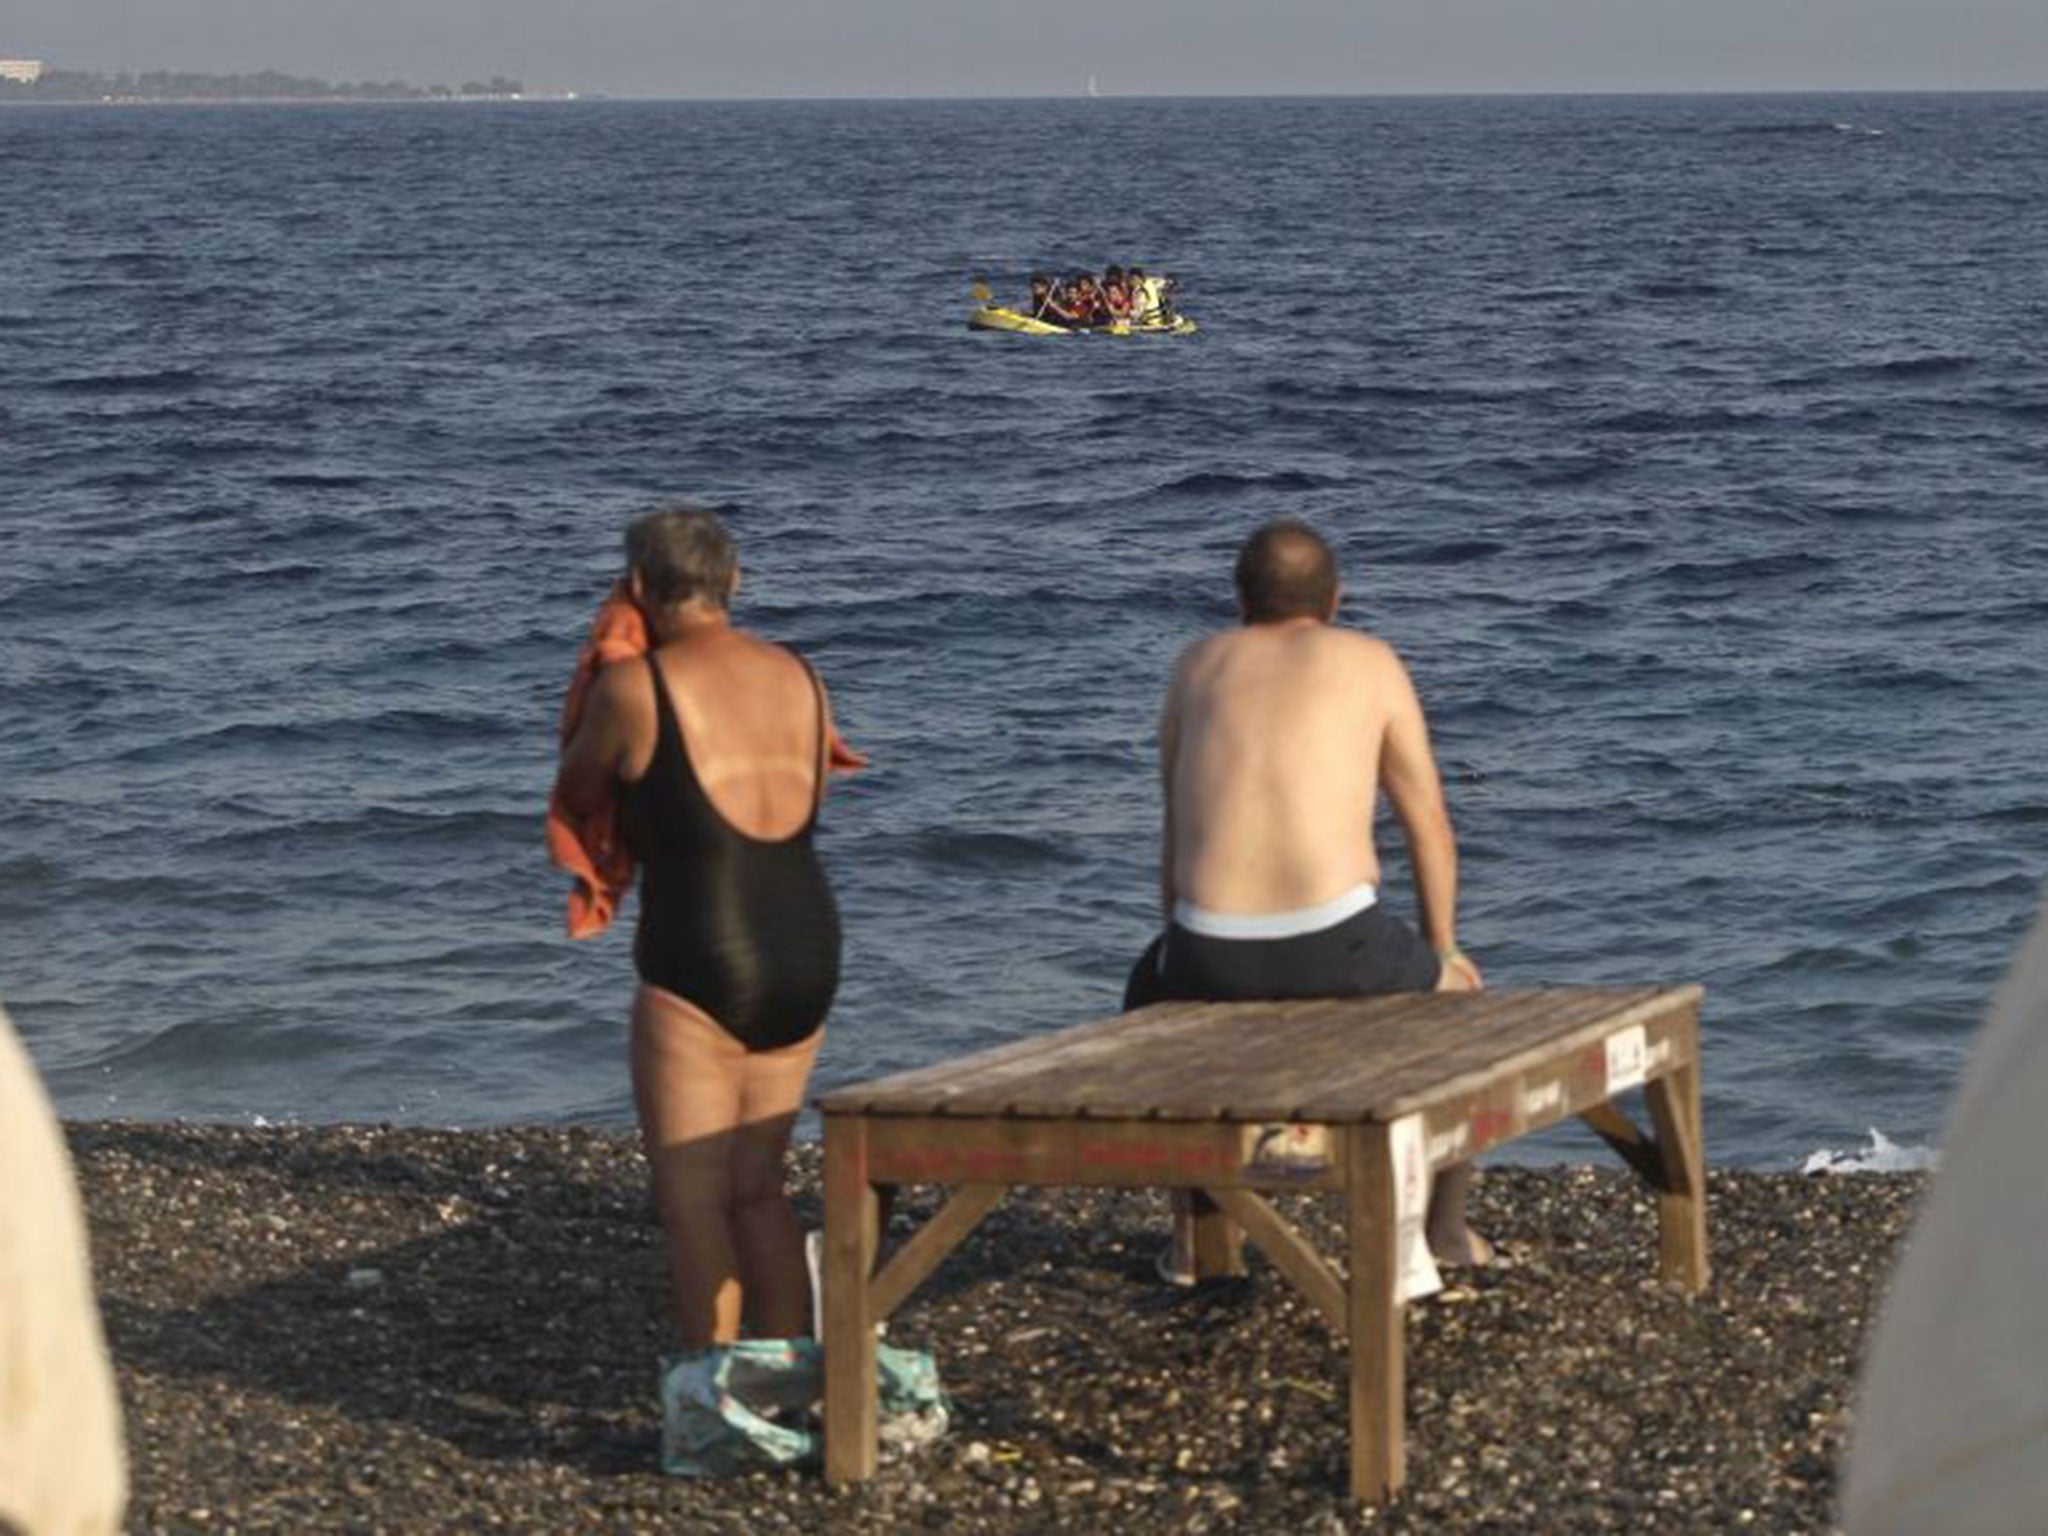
<box><xmin>0</xmin><ymin>68</ymin><xmax>530</xmax><ymax>103</ymax></box>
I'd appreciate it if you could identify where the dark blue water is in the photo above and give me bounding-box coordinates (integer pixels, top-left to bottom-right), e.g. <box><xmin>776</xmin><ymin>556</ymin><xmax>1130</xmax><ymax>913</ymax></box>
<box><xmin>4</xmin><ymin>94</ymin><xmax>2045</xmax><ymax>1165</ymax></box>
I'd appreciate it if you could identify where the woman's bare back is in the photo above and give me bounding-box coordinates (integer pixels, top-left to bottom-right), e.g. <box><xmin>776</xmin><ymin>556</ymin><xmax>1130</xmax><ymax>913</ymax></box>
<box><xmin>631</xmin><ymin>630</ymin><xmax>821</xmax><ymax>841</ymax></box>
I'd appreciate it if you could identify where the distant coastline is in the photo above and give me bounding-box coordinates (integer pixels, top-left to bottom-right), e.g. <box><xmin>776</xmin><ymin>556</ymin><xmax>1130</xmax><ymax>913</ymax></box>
<box><xmin>0</xmin><ymin>66</ymin><xmax>579</xmax><ymax>105</ymax></box>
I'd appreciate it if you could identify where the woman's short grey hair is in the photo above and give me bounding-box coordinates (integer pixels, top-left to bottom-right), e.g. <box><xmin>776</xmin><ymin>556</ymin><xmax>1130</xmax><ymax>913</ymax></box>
<box><xmin>625</xmin><ymin>505</ymin><xmax>737</xmax><ymax>610</ymax></box>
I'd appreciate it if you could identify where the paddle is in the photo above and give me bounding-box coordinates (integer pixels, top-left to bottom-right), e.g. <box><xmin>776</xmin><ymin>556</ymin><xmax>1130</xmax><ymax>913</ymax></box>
<box><xmin>970</xmin><ymin>279</ymin><xmax>993</xmax><ymax>307</ymax></box>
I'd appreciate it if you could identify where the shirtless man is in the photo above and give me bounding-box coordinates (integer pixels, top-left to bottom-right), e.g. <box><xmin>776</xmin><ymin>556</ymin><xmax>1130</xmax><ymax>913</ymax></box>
<box><xmin>1126</xmin><ymin>517</ymin><xmax>1488</xmax><ymax>1273</ymax></box>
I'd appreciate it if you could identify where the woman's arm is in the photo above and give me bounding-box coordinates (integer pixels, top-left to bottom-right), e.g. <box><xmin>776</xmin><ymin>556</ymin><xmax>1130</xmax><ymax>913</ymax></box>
<box><xmin>822</xmin><ymin>678</ymin><xmax>868</xmax><ymax>777</ymax></box>
<box><xmin>558</xmin><ymin>662</ymin><xmax>641</xmax><ymax>816</ymax></box>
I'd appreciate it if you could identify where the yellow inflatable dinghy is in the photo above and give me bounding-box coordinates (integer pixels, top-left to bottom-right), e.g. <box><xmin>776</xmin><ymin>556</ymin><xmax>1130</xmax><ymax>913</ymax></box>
<box><xmin>966</xmin><ymin>281</ymin><xmax>1198</xmax><ymax>336</ymax></box>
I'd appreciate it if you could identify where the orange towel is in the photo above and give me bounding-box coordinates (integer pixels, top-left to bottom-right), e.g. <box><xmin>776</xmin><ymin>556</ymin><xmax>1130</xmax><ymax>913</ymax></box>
<box><xmin>547</xmin><ymin>581</ymin><xmax>649</xmax><ymax>938</ymax></box>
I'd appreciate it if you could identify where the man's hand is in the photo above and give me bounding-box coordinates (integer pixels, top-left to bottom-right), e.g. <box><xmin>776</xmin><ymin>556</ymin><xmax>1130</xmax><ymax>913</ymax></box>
<box><xmin>1440</xmin><ymin>947</ymin><xmax>1484</xmax><ymax>992</ymax></box>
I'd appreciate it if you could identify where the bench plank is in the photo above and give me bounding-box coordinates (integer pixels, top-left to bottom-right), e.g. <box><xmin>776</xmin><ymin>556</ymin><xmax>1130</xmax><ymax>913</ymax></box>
<box><xmin>819</xmin><ymin>1003</ymin><xmax>1235</xmax><ymax>1115</ymax></box>
<box><xmin>1048</xmin><ymin>996</ymin><xmax>1483</xmax><ymax>1121</ymax></box>
<box><xmin>825</xmin><ymin>990</ymin><xmax>1695</xmax><ymax>1125</ymax></box>
<box><xmin>1363</xmin><ymin>986</ymin><xmax>1700</xmax><ymax>1118</ymax></box>
<box><xmin>1282</xmin><ymin>990</ymin><xmax>1621</xmax><ymax>1123</ymax></box>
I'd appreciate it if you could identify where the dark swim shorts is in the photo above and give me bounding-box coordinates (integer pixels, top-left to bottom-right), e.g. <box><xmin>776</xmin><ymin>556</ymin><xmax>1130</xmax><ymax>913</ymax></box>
<box><xmin>1122</xmin><ymin>901</ymin><xmax>1441</xmax><ymax>1011</ymax></box>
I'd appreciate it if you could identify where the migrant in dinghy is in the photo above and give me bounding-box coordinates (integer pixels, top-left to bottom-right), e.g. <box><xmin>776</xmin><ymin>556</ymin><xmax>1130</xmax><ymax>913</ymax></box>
<box><xmin>967</xmin><ymin>271</ymin><xmax>1198</xmax><ymax>336</ymax></box>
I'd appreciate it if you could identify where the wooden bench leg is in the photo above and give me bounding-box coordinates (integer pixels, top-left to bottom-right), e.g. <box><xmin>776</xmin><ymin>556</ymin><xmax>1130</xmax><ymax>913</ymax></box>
<box><xmin>1189</xmin><ymin>1188</ymin><xmax>1247</xmax><ymax>1279</ymax></box>
<box><xmin>1347</xmin><ymin>1122</ymin><xmax>1404</xmax><ymax>1502</ymax></box>
<box><xmin>1578</xmin><ymin>1100</ymin><xmax>1665</xmax><ymax>1188</ymax></box>
<box><xmin>1166</xmin><ymin>1189</ymin><xmax>1248</xmax><ymax>1280</ymax></box>
<box><xmin>1644</xmin><ymin>1062</ymin><xmax>1709</xmax><ymax>1292</ymax></box>
<box><xmin>822</xmin><ymin>1115</ymin><xmax>879</xmax><ymax>1484</ymax></box>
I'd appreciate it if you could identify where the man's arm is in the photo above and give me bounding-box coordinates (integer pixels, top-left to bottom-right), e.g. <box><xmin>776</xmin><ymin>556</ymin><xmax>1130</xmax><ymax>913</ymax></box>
<box><xmin>1376</xmin><ymin>647</ymin><xmax>1477</xmax><ymax>981</ymax></box>
<box><xmin>1157</xmin><ymin>663</ymin><xmax>1186</xmax><ymax>923</ymax></box>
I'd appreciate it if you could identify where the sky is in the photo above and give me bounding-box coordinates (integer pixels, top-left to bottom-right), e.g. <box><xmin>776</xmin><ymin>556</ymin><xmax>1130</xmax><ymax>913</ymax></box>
<box><xmin>7</xmin><ymin>0</ymin><xmax>2047</xmax><ymax>98</ymax></box>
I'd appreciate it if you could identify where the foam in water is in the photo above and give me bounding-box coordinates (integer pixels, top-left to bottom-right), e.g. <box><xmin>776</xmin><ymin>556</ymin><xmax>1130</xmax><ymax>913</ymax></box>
<box><xmin>1801</xmin><ymin>1128</ymin><xmax>1938</xmax><ymax>1175</ymax></box>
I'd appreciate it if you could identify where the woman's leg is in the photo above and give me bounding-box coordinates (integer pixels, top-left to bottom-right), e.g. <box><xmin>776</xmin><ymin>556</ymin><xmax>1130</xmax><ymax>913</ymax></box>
<box><xmin>728</xmin><ymin>1028</ymin><xmax>823</xmax><ymax>1339</ymax></box>
<box><xmin>630</xmin><ymin>986</ymin><xmax>749</xmax><ymax>1351</ymax></box>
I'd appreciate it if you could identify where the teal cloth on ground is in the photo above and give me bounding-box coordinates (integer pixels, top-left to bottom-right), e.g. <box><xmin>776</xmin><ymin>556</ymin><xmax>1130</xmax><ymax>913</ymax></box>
<box><xmin>659</xmin><ymin>1339</ymin><xmax>948</xmax><ymax>1477</ymax></box>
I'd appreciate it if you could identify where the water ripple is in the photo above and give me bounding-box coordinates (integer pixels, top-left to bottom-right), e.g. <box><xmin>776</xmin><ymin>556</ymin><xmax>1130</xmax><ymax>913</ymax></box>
<box><xmin>2</xmin><ymin>94</ymin><xmax>2044</xmax><ymax>1161</ymax></box>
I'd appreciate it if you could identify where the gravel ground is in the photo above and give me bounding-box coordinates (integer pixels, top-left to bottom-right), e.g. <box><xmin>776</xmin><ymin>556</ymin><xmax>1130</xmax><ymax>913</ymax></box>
<box><xmin>69</xmin><ymin>1123</ymin><xmax>1921</xmax><ymax>1534</ymax></box>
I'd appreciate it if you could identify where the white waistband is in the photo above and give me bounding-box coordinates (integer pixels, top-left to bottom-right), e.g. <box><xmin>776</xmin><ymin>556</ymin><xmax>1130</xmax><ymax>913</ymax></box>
<box><xmin>1172</xmin><ymin>883</ymin><xmax>1379</xmax><ymax>941</ymax></box>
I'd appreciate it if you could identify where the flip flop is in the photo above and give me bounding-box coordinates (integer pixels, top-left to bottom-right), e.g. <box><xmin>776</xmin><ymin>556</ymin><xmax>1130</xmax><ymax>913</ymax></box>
<box><xmin>1431</xmin><ymin>1230</ymin><xmax>1497</xmax><ymax>1269</ymax></box>
<box><xmin>1153</xmin><ymin>1240</ymin><xmax>1197</xmax><ymax>1288</ymax></box>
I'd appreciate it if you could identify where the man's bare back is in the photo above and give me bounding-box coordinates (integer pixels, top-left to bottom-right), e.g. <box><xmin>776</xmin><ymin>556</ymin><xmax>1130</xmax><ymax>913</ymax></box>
<box><xmin>1163</xmin><ymin>619</ymin><xmax>1451</xmax><ymax>929</ymax></box>
<box><xmin>1135</xmin><ymin>518</ymin><xmax>1478</xmax><ymax>1000</ymax></box>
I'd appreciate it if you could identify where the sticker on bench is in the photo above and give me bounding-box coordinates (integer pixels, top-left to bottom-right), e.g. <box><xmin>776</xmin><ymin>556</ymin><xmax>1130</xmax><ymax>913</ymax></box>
<box><xmin>1519</xmin><ymin>1078</ymin><xmax>1565</xmax><ymax>1121</ymax></box>
<box><xmin>1389</xmin><ymin>1115</ymin><xmax>1443</xmax><ymax>1304</ymax></box>
<box><xmin>1242</xmin><ymin>1123</ymin><xmax>1331</xmax><ymax>1178</ymax></box>
<box><xmin>1605</xmin><ymin>1025</ymin><xmax>1648</xmax><ymax>1094</ymax></box>
<box><xmin>1426</xmin><ymin>1122</ymin><xmax>1470</xmax><ymax>1164</ymax></box>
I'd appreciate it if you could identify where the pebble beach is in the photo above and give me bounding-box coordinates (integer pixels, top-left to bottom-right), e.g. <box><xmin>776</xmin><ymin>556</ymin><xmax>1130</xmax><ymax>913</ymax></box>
<box><xmin>16</xmin><ymin>85</ymin><xmax>2039</xmax><ymax>1536</ymax></box>
<box><xmin>75</xmin><ymin>1122</ymin><xmax>1921</xmax><ymax>1533</ymax></box>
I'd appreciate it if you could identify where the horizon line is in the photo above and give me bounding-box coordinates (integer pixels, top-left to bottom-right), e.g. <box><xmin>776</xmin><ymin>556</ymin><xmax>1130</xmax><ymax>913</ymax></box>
<box><xmin>11</xmin><ymin>81</ymin><xmax>2048</xmax><ymax>105</ymax></box>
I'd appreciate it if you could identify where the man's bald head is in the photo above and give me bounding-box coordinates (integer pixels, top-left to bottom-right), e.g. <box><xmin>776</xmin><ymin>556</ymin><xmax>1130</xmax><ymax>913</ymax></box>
<box><xmin>1233</xmin><ymin>519</ymin><xmax>1339</xmax><ymax>624</ymax></box>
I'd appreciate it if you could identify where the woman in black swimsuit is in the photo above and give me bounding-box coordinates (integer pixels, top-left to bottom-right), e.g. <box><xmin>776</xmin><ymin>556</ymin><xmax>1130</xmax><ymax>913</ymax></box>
<box><xmin>559</xmin><ymin>507</ymin><xmax>860</xmax><ymax>1353</ymax></box>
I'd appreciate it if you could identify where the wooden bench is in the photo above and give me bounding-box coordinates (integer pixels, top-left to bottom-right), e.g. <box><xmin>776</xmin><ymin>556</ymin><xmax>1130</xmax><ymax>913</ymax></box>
<box><xmin>817</xmin><ymin>985</ymin><xmax>1706</xmax><ymax>1502</ymax></box>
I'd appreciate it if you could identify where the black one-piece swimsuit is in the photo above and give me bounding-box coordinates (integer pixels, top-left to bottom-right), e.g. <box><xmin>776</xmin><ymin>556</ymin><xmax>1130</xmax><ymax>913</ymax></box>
<box><xmin>621</xmin><ymin>655</ymin><xmax>841</xmax><ymax>1051</ymax></box>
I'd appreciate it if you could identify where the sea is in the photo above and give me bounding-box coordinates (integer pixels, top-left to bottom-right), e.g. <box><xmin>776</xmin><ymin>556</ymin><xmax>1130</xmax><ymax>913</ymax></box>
<box><xmin>3</xmin><ymin>92</ymin><xmax>2045</xmax><ymax>1168</ymax></box>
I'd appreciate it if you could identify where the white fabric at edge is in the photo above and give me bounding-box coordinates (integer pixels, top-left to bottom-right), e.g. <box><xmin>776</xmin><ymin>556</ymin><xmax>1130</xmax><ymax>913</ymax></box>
<box><xmin>0</xmin><ymin>1003</ymin><xmax>127</xmax><ymax>1536</ymax></box>
<box><xmin>1843</xmin><ymin>892</ymin><xmax>2048</xmax><ymax>1535</ymax></box>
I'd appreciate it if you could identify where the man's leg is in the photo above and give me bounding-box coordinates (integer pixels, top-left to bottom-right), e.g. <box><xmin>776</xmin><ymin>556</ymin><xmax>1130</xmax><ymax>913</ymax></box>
<box><xmin>1426</xmin><ymin>955</ymin><xmax>1492</xmax><ymax>1265</ymax></box>
<box><xmin>1127</xmin><ymin>932</ymin><xmax>1212</xmax><ymax>1284</ymax></box>
<box><xmin>1424</xmin><ymin>1163</ymin><xmax>1492</xmax><ymax>1266</ymax></box>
